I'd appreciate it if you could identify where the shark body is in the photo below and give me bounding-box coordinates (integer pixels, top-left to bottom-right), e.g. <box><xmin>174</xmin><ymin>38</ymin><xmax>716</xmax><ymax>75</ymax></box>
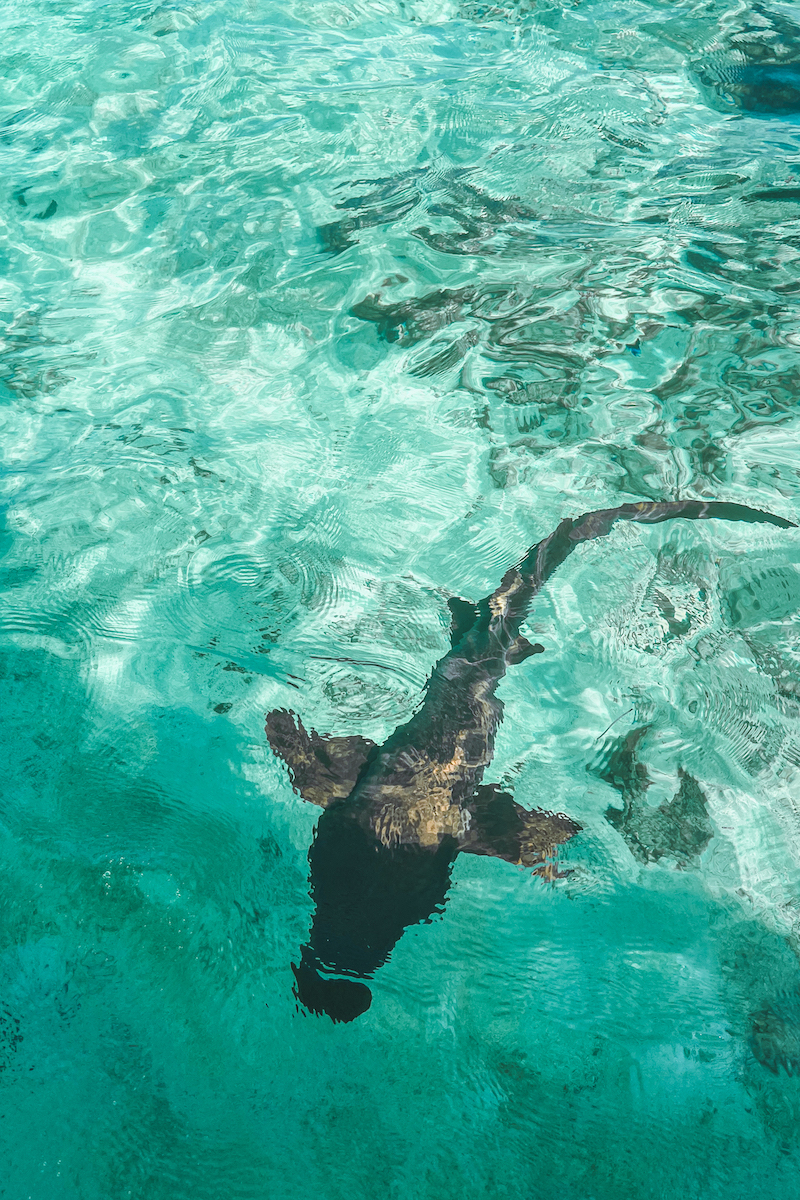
<box><xmin>266</xmin><ymin>499</ymin><xmax>793</xmax><ymax>1022</ymax></box>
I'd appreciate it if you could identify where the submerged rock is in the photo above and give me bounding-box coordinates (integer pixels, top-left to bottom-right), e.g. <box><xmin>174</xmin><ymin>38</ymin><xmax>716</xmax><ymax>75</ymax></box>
<box><xmin>750</xmin><ymin>992</ymin><xmax>800</xmax><ymax>1075</ymax></box>
<box><xmin>601</xmin><ymin>727</ymin><xmax>714</xmax><ymax>867</ymax></box>
<box><xmin>692</xmin><ymin>5</ymin><xmax>800</xmax><ymax>115</ymax></box>
<box><xmin>696</xmin><ymin>58</ymin><xmax>800</xmax><ymax>114</ymax></box>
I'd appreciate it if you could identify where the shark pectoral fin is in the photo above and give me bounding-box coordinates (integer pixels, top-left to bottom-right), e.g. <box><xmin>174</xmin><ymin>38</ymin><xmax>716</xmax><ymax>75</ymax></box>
<box><xmin>461</xmin><ymin>784</ymin><xmax>581</xmax><ymax>867</ymax></box>
<box><xmin>506</xmin><ymin>636</ymin><xmax>545</xmax><ymax>665</ymax></box>
<box><xmin>447</xmin><ymin>595</ymin><xmax>478</xmax><ymax>645</ymax></box>
<box><xmin>266</xmin><ymin>709</ymin><xmax>376</xmax><ymax>808</ymax></box>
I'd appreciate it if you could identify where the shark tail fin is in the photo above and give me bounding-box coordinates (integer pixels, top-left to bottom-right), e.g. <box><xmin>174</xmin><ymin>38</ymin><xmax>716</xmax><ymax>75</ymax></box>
<box><xmin>516</xmin><ymin>499</ymin><xmax>795</xmax><ymax>599</ymax></box>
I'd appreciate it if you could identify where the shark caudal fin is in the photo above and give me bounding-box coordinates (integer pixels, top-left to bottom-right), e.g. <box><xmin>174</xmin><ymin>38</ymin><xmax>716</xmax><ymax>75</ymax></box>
<box><xmin>487</xmin><ymin>499</ymin><xmax>795</xmax><ymax>624</ymax></box>
<box><xmin>526</xmin><ymin>499</ymin><xmax>794</xmax><ymax>587</ymax></box>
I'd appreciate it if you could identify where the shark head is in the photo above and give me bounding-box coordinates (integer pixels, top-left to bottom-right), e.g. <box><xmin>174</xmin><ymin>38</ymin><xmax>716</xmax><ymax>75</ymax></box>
<box><xmin>293</xmin><ymin>803</ymin><xmax>458</xmax><ymax>1021</ymax></box>
<box><xmin>292</xmin><ymin>956</ymin><xmax>373</xmax><ymax>1023</ymax></box>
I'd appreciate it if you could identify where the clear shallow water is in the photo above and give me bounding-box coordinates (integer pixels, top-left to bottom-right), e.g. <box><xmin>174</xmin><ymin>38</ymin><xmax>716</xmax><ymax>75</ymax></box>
<box><xmin>3</xmin><ymin>0</ymin><xmax>800</xmax><ymax>1194</ymax></box>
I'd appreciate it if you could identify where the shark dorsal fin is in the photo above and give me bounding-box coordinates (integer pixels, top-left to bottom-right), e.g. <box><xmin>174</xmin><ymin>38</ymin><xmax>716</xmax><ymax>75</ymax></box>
<box><xmin>266</xmin><ymin>709</ymin><xmax>376</xmax><ymax>808</ymax></box>
<box><xmin>447</xmin><ymin>595</ymin><xmax>478</xmax><ymax>645</ymax></box>
<box><xmin>506</xmin><ymin>635</ymin><xmax>544</xmax><ymax>665</ymax></box>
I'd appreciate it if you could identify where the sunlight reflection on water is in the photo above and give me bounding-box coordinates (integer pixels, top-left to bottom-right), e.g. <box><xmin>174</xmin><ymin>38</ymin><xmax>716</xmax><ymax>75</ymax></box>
<box><xmin>3</xmin><ymin>0</ymin><xmax>800</xmax><ymax>1195</ymax></box>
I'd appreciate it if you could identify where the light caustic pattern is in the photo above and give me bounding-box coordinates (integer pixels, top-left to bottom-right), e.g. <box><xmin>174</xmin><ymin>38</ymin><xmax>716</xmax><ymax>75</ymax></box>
<box><xmin>2</xmin><ymin>0</ymin><xmax>800</xmax><ymax>1195</ymax></box>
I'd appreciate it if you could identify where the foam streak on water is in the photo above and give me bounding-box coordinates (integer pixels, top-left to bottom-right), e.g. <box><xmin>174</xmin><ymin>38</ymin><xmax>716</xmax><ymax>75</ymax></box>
<box><xmin>3</xmin><ymin>0</ymin><xmax>800</xmax><ymax>1196</ymax></box>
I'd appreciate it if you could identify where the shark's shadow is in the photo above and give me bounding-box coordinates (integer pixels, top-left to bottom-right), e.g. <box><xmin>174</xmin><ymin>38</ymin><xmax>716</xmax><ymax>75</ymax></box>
<box><xmin>267</xmin><ymin>500</ymin><xmax>793</xmax><ymax>1022</ymax></box>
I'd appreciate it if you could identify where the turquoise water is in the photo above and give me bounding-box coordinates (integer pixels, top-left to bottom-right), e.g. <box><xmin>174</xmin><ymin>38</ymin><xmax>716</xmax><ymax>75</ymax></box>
<box><xmin>3</xmin><ymin>0</ymin><xmax>800</xmax><ymax>1194</ymax></box>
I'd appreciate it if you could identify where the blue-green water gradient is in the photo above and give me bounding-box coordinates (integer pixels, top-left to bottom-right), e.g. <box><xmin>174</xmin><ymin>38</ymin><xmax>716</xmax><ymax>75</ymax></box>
<box><xmin>3</xmin><ymin>0</ymin><xmax>800</xmax><ymax>1195</ymax></box>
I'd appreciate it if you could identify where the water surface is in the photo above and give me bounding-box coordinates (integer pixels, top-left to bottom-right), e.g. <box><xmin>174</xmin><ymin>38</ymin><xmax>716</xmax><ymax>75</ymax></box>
<box><xmin>3</xmin><ymin>0</ymin><xmax>800</xmax><ymax>1196</ymax></box>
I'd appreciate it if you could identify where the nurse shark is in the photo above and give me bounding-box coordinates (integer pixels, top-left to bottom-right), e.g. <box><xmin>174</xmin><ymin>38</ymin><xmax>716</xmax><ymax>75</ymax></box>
<box><xmin>267</xmin><ymin>499</ymin><xmax>793</xmax><ymax>1022</ymax></box>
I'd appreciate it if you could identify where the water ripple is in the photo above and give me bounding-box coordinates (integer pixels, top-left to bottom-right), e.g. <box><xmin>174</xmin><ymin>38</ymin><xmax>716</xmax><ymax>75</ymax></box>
<box><xmin>3</xmin><ymin>0</ymin><xmax>800</xmax><ymax>1193</ymax></box>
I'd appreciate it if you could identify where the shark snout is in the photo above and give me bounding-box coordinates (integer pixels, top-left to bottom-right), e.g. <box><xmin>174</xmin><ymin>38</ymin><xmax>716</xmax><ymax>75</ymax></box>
<box><xmin>292</xmin><ymin>957</ymin><xmax>373</xmax><ymax>1023</ymax></box>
